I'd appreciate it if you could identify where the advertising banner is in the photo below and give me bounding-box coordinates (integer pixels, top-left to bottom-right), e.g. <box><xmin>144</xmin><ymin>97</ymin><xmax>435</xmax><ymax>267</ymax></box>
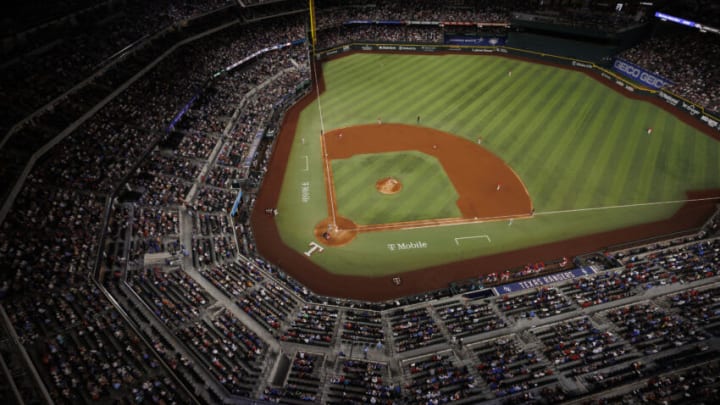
<box><xmin>612</xmin><ymin>58</ymin><xmax>673</xmax><ymax>90</ymax></box>
<box><xmin>492</xmin><ymin>267</ymin><xmax>597</xmax><ymax>295</ymax></box>
<box><xmin>445</xmin><ymin>36</ymin><xmax>506</xmax><ymax>46</ymax></box>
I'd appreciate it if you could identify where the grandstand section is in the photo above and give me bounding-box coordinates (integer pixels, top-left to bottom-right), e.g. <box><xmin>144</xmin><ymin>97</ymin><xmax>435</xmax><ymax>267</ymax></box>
<box><xmin>0</xmin><ymin>1</ymin><xmax>719</xmax><ymax>404</ymax></box>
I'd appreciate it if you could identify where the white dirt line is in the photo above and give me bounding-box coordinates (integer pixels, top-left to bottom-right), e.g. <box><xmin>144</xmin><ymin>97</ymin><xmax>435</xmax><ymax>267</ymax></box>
<box><xmin>536</xmin><ymin>197</ymin><xmax>720</xmax><ymax>216</ymax></box>
<box><xmin>454</xmin><ymin>235</ymin><xmax>491</xmax><ymax>245</ymax></box>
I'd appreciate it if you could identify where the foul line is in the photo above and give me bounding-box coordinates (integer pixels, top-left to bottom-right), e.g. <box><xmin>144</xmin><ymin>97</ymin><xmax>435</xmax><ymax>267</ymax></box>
<box><xmin>312</xmin><ymin>43</ymin><xmax>337</xmax><ymax>228</ymax></box>
<box><xmin>455</xmin><ymin>235</ymin><xmax>492</xmax><ymax>245</ymax></box>
<box><xmin>535</xmin><ymin>196</ymin><xmax>720</xmax><ymax>216</ymax></box>
<box><xmin>303</xmin><ymin>155</ymin><xmax>309</xmax><ymax>171</ymax></box>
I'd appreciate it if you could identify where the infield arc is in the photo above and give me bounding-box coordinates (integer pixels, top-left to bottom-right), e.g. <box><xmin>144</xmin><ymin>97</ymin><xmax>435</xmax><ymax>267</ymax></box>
<box><xmin>323</xmin><ymin>123</ymin><xmax>533</xmax><ymax>231</ymax></box>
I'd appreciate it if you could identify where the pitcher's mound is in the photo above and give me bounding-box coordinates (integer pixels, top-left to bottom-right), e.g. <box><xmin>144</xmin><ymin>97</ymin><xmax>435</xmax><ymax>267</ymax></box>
<box><xmin>314</xmin><ymin>216</ymin><xmax>358</xmax><ymax>246</ymax></box>
<box><xmin>376</xmin><ymin>177</ymin><xmax>402</xmax><ymax>195</ymax></box>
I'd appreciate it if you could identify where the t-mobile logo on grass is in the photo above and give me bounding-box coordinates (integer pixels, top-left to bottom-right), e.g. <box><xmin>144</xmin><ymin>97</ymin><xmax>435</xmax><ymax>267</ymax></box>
<box><xmin>301</xmin><ymin>182</ymin><xmax>310</xmax><ymax>203</ymax></box>
<box><xmin>387</xmin><ymin>241</ymin><xmax>428</xmax><ymax>251</ymax></box>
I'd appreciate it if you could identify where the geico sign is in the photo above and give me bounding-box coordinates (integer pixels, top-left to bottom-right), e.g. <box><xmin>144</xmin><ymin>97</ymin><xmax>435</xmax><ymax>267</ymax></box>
<box><xmin>614</xmin><ymin>60</ymin><xmax>641</xmax><ymax>78</ymax></box>
<box><xmin>639</xmin><ymin>72</ymin><xmax>669</xmax><ymax>88</ymax></box>
<box><xmin>615</xmin><ymin>60</ymin><xmax>670</xmax><ymax>88</ymax></box>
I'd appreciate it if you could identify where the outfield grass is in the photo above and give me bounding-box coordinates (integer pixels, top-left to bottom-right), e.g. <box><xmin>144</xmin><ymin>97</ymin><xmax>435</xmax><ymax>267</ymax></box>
<box><xmin>332</xmin><ymin>151</ymin><xmax>461</xmax><ymax>224</ymax></box>
<box><xmin>274</xmin><ymin>53</ymin><xmax>720</xmax><ymax>276</ymax></box>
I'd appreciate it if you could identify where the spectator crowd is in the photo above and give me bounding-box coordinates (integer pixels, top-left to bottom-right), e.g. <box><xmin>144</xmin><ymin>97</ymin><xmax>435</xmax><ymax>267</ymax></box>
<box><xmin>0</xmin><ymin>0</ymin><xmax>719</xmax><ymax>404</ymax></box>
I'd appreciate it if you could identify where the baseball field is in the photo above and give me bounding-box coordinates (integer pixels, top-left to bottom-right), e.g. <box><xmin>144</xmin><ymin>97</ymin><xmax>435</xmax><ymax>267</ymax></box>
<box><xmin>252</xmin><ymin>52</ymin><xmax>720</xmax><ymax>300</ymax></box>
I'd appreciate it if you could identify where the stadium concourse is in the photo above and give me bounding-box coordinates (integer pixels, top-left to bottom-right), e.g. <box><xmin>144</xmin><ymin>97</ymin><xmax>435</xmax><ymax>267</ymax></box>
<box><xmin>0</xmin><ymin>0</ymin><xmax>719</xmax><ymax>404</ymax></box>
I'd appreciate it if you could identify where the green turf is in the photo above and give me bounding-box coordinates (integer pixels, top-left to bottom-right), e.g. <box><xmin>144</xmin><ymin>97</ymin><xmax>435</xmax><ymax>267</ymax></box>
<box><xmin>274</xmin><ymin>53</ymin><xmax>720</xmax><ymax>276</ymax></box>
<box><xmin>332</xmin><ymin>151</ymin><xmax>461</xmax><ymax>224</ymax></box>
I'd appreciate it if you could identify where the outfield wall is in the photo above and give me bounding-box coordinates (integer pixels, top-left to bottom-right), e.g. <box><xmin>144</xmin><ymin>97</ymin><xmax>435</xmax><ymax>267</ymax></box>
<box><xmin>315</xmin><ymin>43</ymin><xmax>720</xmax><ymax>135</ymax></box>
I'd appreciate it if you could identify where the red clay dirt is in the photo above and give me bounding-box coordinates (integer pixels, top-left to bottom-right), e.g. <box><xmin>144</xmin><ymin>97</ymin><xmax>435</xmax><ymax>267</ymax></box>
<box><xmin>250</xmin><ymin>51</ymin><xmax>720</xmax><ymax>302</ymax></box>
<box><xmin>313</xmin><ymin>216</ymin><xmax>358</xmax><ymax>246</ymax></box>
<box><xmin>323</xmin><ymin>124</ymin><xmax>532</xmax><ymax>228</ymax></box>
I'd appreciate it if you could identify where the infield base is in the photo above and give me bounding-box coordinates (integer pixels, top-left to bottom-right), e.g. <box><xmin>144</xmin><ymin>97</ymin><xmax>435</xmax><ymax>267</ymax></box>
<box><xmin>314</xmin><ymin>216</ymin><xmax>358</xmax><ymax>246</ymax></box>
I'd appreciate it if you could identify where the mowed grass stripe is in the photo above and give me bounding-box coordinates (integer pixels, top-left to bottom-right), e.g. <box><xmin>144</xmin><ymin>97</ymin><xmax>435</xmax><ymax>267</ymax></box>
<box><xmin>567</xmin><ymin>88</ymin><xmax>628</xmax><ymax>203</ymax></box>
<box><xmin>521</xmin><ymin>77</ymin><xmax>599</xmax><ymax>209</ymax></box>
<box><xmin>481</xmin><ymin>66</ymin><xmax>559</xmax><ymax>149</ymax></box>
<box><xmin>333</xmin><ymin>155</ymin><xmax>396</xmax><ymax>212</ymax></box>
<box><xmin>392</xmin><ymin>163</ymin><xmax>455</xmax><ymax>221</ymax></box>
<box><xmin>502</xmin><ymin>73</ymin><xmax>584</xmax><ymax>167</ymax></box>
<box><xmin>433</xmin><ymin>67</ymin><xmax>511</xmax><ymax>131</ymax></box>
<box><xmin>708</xmin><ymin>132</ymin><xmax>720</xmax><ymax>188</ymax></box>
<box><xmin>467</xmin><ymin>65</ymin><xmax>548</xmax><ymax>134</ymax></box>
<box><xmin>333</xmin><ymin>55</ymin><xmax>449</xmax><ymax>119</ymax></box>
<box><xmin>496</xmin><ymin>71</ymin><xmax>578</xmax><ymax>163</ymax></box>
<box><xmin>332</xmin><ymin>158</ymin><xmax>376</xmax><ymax>201</ymax></box>
<box><xmin>448</xmin><ymin>64</ymin><xmax>537</xmax><ymax>136</ymax></box>
<box><xmin>321</xmin><ymin>56</ymin><xmax>424</xmax><ymax>123</ymax></box>
<box><xmin>506</xmin><ymin>72</ymin><xmax>584</xmax><ymax>167</ymax></box>
<box><xmin>324</xmin><ymin>53</ymin><xmax>414</xmax><ymax>90</ymax></box>
<box><xmin>321</xmin><ymin>55</ymin><xmax>421</xmax><ymax>118</ymax></box>
<box><xmin>622</xmin><ymin>103</ymin><xmax>661</xmax><ymax>202</ymax></box>
<box><xmin>450</xmin><ymin>65</ymin><xmax>529</xmax><ymax>134</ymax></box>
<box><xmin>367</xmin><ymin>161</ymin><xmax>442</xmax><ymax>223</ymax></box>
<box><xmin>556</xmin><ymin>89</ymin><xmax>621</xmax><ymax>209</ymax></box>
<box><xmin>335</xmin><ymin>152</ymin><xmax>420</xmax><ymax>217</ymax></box>
<box><xmin>324</xmin><ymin>57</ymin><xmax>446</xmax><ymax>126</ymax></box>
<box><xmin>579</xmin><ymin>99</ymin><xmax>640</xmax><ymax>208</ymax></box>
<box><xmin>430</xmin><ymin>67</ymin><xmax>503</xmax><ymax>128</ymax></box>
<box><xmin>653</xmin><ymin>114</ymin><xmax>683</xmax><ymax>201</ymax></box>
<box><xmin>451</xmin><ymin>58</ymin><xmax>527</xmax><ymax>137</ymax></box>
<box><xmin>693</xmin><ymin>124</ymin><xmax>718</xmax><ymax>189</ymax></box>
<box><xmin>616</xmin><ymin>102</ymin><xmax>662</xmax><ymax>204</ymax></box>
<box><xmin>379</xmin><ymin>58</ymin><xmax>480</xmax><ymax>125</ymax></box>
<box><xmin>663</xmin><ymin>116</ymin><xmax>693</xmax><ymax>197</ymax></box>
<box><xmin>578</xmin><ymin>97</ymin><xmax>639</xmax><ymax>207</ymax></box>
<box><xmin>335</xmin><ymin>167</ymin><xmax>387</xmax><ymax>221</ymax></box>
<box><xmin>503</xmin><ymin>84</ymin><xmax>589</xmax><ymax>202</ymax></box>
<box><xmin>377</xmin><ymin>57</ymin><xmax>475</xmax><ymax>124</ymax></box>
<box><xmin>604</xmin><ymin>105</ymin><xmax>646</xmax><ymax>206</ymax></box>
<box><xmin>633</xmin><ymin>117</ymin><xmax>665</xmax><ymax>201</ymax></box>
<box><xmin>349</xmin><ymin>155</ymin><xmax>447</xmax><ymax>224</ymax></box>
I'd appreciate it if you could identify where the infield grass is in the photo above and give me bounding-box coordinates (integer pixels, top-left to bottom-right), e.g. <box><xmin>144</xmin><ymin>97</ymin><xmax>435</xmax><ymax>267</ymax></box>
<box><xmin>332</xmin><ymin>151</ymin><xmax>461</xmax><ymax>224</ymax></box>
<box><xmin>275</xmin><ymin>52</ymin><xmax>720</xmax><ymax>276</ymax></box>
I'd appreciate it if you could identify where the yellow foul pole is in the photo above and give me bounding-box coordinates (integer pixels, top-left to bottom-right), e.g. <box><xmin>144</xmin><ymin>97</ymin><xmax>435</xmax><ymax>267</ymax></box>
<box><xmin>309</xmin><ymin>0</ymin><xmax>317</xmax><ymax>48</ymax></box>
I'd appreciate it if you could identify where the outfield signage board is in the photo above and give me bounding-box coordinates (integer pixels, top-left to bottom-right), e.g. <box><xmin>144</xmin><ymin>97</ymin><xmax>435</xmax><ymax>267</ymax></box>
<box><xmin>445</xmin><ymin>36</ymin><xmax>506</xmax><ymax>46</ymax></box>
<box><xmin>681</xmin><ymin>101</ymin><xmax>701</xmax><ymax>116</ymax></box>
<box><xmin>701</xmin><ymin>114</ymin><xmax>719</xmax><ymax>131</ymax></box>
<box><xmin>492</xmin><ymin>267</ymin><xmax>597</xmax><ymax>295</ymax></box>
<box><xmin>659</xmin><ymin>91</ymin><xmax>680</xmax><ymax>107</ymax></box>
<box><xmin>571</xmin><ymin>61</ymin><xmax>593</xmax><ymax>69</ymax></box>
<box><xmin>612</xmin><ymin>58</ymin><xmax>673</xmax><ymax>90</ymax></box>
